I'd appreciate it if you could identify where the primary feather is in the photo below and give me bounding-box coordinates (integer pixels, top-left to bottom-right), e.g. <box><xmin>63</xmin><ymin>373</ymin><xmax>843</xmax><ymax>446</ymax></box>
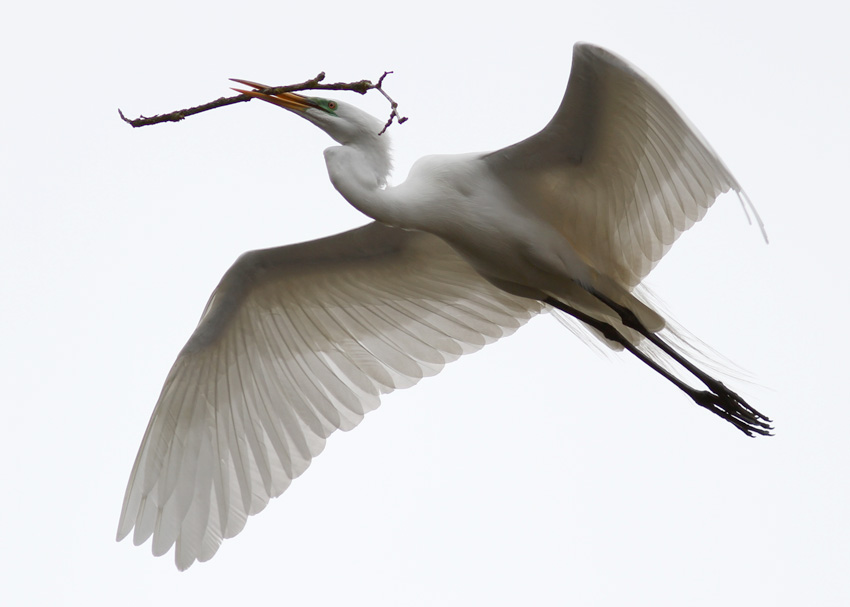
<box><xmin>118</xmin><ymin>224</ymin><xmax>540</xmax><ymax>569</ymax></box>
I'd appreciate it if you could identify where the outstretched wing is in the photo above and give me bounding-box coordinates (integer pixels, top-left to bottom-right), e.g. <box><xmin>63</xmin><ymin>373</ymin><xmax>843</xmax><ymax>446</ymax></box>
<box><xmin>117</xmin><ymin>222</ymin><xmax>541</xmax><ymax>569</ymax></box>
<box><xmin>486</xmin><ymin>42</ymin><xmax>763</xmax><ymax>288</ymax></box>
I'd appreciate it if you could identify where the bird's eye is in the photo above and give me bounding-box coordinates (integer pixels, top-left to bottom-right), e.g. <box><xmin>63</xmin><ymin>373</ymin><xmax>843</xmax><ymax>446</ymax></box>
<box><xmin>327</xmin><ymin>101</ymin><xmax>337</xmax><ymax>110</ymax></box>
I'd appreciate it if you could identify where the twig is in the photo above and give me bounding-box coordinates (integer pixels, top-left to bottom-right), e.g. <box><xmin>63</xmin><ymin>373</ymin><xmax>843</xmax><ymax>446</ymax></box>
<box><xmin>118</xmin><ymin>71</ymin><xmax>408</xmax><ymax>133</ymax></box>
<box><xmin>374</xmin><ymin>71</ymin><xmax>408</xmax><ymax>135</ymax></box>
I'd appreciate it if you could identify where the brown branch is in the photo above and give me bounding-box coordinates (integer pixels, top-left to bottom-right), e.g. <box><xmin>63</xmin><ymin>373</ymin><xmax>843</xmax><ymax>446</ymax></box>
<box><xmin>373</xmin><ymin>71</ymin><xmax>408</xmax><ymax>135</ymax></box>
<box><xmin>118</xmin><ymin>71</ymin><xmax>408</xmax><ymax>133</ymax></box>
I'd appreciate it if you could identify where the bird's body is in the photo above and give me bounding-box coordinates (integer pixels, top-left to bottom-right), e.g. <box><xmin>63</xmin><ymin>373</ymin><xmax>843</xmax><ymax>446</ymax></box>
<box><xmin>118</xmin><ymin>43</ymin><xmax>770</xmax><ymax>570</ymax></box>
<box><xmin>321</xmin><ymin>112</ymin><xmax>665</xmax><ymax>344</ymax></box>
<box><xmin>328</xmin><ymin>132</ymin><xmax>646</xmax><ymax>337</ymax></box>
<box><xmin>381</xmin><ymin>153</ymin><xmax>589</xmax><ymax>288</ymax></box>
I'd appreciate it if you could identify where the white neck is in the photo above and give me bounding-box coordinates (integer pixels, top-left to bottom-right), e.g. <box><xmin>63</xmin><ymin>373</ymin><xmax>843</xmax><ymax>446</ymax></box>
<box><xmin>323</xmin><ymin>144</ymin><xmax>408</xmax><ymax>227</ymax></box>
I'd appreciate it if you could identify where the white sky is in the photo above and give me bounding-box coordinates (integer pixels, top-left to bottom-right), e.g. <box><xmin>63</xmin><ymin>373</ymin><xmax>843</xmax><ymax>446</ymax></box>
<box><xmin>2</xmin><ymin>0</ymin><xmax>848</xmax><ymax>605</ymax></box>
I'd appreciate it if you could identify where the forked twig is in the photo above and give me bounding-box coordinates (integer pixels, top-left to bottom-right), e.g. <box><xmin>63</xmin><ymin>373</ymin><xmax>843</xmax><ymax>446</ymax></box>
<box><xmin>118</xmin><ymin>71</ymin><xmax>408</xmax><ymax>133</ymax></box>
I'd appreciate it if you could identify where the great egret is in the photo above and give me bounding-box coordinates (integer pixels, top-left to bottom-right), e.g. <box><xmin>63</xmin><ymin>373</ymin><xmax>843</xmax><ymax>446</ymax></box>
<box><xmin>118</xmin><ymin>43</ymin><xmax>771</xmax><ymax>570</ymax></box>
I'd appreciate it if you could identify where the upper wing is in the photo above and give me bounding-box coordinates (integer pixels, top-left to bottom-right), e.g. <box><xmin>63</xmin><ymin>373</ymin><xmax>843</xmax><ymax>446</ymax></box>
<box><xmin>117</xmin><ymin>222</ymin><xmax>541</xmax><ymax>570</ymax></box>
<box><xmin>485</xmin><ymin>42</ymin><xmax>763</xmax><ymax>288</ymax></box>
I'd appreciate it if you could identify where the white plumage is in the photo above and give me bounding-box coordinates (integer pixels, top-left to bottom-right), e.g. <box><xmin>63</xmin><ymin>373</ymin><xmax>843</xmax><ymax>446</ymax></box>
<box><xmin>118</xmin><ymin>43</ymin><xmax>770</xmax><ymax>570</ymax></box>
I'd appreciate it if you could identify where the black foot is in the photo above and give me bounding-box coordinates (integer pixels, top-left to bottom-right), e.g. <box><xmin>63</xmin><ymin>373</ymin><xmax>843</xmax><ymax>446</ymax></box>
<box><xmin>689</xmin><ymin>383</ymin><xmax>772</xmax><ymax>437</ymax></box>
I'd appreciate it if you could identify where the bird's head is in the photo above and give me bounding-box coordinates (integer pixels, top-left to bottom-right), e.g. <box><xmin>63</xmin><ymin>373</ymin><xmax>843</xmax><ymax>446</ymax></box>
<box><xmin>231</xmin><ymin>79</ymin><xmax>388</xmax><ymax>147</ymax></box>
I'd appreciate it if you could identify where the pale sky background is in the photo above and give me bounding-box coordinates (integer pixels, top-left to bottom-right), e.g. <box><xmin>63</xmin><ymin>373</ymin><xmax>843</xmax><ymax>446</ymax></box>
<box><xmin>2</xmin><ymin>0</ymin><xmax>848</xmax><ymax>605</ymax></box>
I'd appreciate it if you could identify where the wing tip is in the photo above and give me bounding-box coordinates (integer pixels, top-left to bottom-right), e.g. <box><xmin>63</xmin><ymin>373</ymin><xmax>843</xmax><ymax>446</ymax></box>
<box><xmin>735</xmin><ymin>189</ymin><xmax>769</xmax><ymax>244</ymax></box>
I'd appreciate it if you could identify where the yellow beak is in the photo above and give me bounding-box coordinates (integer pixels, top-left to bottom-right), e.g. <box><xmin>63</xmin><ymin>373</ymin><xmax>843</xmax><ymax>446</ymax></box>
<box><xmin>230</xmin><ymin>78</ymin><xmax>317</xmax><ymax>112</ymax></box>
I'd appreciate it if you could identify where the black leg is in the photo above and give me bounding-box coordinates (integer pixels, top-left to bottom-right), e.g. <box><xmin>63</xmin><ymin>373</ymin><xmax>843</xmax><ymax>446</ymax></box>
<box><xmin>543</xmin><ymin>296</ymin><xmax>772</xmax><ymax>436</ymax></box>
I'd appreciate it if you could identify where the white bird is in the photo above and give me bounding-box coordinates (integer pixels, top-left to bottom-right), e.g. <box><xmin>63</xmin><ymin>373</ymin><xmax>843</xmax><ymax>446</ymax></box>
<box><xmin>118</xmin><ymin>43</ymin><xmax>771</xmax><ymax>570</ymax></box>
